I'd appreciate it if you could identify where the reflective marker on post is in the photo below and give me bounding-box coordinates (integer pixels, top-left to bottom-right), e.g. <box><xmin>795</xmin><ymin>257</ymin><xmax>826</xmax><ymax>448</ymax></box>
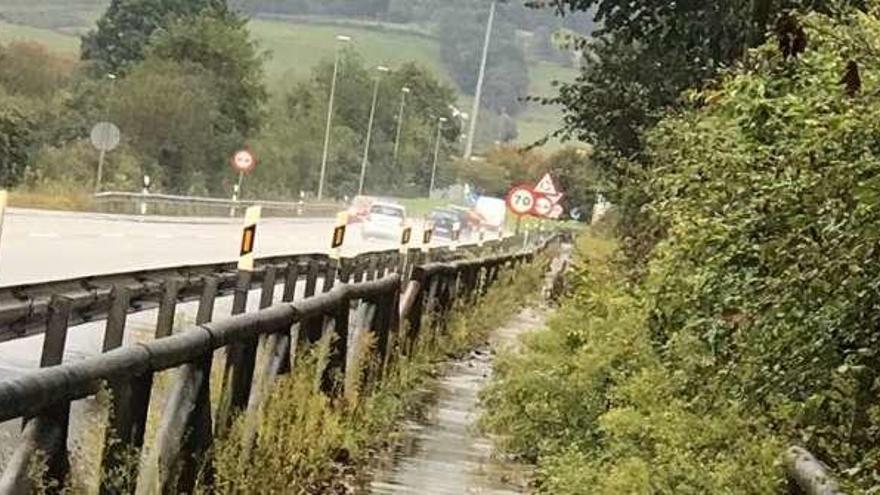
<box><xmin>400</xmin><ymin>225</ymin><xmax>412</xmax><ymax>251</ymax></box>
<box><xmin>450</xmin><ymin>221</ymin><xmax>461</xmax><ymax>251</ymax></box>
<box><xmin>422</xmin><ymin>222</ymin><xmax>433</xmax><ymax>253</ymax></box>
<box><xmin>478</xmin><ymin>228</ymin><xmax>485</xmax><ymax>247</ymax></box>
<box><xmin>238</xmin><ymin>206</ymin><xmax>261</xmax><ymax>271</ymax></box>
<box><xmin>330</xmin><ymin>211</ymin><xmax>348</xmax><ymax>259</ymax></box>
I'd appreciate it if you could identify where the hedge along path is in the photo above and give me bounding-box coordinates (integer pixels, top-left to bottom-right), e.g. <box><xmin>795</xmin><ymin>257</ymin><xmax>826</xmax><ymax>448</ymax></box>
<box><xmin>370</xmin><ymin>244</ymin><xmax>571</xmax><ymax>494</ymax></box>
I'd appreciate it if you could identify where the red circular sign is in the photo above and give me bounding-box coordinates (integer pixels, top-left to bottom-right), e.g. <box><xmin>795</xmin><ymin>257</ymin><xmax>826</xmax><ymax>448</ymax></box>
<box><xmin>506</xmin><ymin>186</ymin><xmax>536</xmax><ymax>216</ymax></box>
<box><xmin>533</xmin><ymin>195</ymin><xmax>553</xmax><ymax>217</ymax></box>
<box><xmin>231</xmin><ymin>149</ymin><xmax>257</xmax><ymax>174</ymax></box>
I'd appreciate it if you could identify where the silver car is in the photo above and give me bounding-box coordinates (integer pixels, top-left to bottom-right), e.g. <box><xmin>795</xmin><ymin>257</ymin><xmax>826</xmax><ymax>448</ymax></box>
<box><xmin>362</xmin><ymin>202</ymin><xmax>407</xmax><ymax>241</ymax></box>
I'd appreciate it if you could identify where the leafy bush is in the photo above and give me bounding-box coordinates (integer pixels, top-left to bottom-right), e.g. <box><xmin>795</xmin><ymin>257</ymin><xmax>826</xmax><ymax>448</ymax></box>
<box><xmin>481</xmin><ymin>234</ymin><xmax>784</xmax><ymax>493</ymax></box>
<box><xmin>485</xmin><ymin>7</ymin><xmax>880</xmax><ymax>493</ymax></box>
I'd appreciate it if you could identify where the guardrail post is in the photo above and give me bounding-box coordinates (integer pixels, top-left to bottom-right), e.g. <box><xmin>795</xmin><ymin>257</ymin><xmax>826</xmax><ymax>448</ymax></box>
<box><xmin>365</xmin><ymin>256</ymin><xmax>377</xmax><ymax>282</ymax></box>
<box><xmin>260</xmin><ymin>265</ymin><xmax>278</xmax><ymax>308</ymax></box>
<box><xmin>151</xmin><ymin>356</ymin><xmax>213</xmax><ymax>495</ymax></box>
<box><xmin>321</xmin><ymin>294</ymin><xmax>350</xmax><ymax>397</ymax></box>
<box><xmin>323</xmin><ymin>259</ymin><xmax>337</xmax><ymax>293</ymax></box>
<box><xmin>304</xmin><ymin>258</ymin><xmax>320</xmax><ymax>298</ymax></box>
<box><xmin>218</xmin><ymin>270</ymin><xmax>256</xmax><ymax>436</ymax></box>
<box><xmin>103</xmin><ymin>286</ymin><xmax>130</xmax><ymax>352</ymax></box>
<box><xmin>405</xmin><ymin>267</ymin><xmax>427</xmax><ymax>355</ymax></box>
<box><xmin>16</xmin><ymin>295</ymin><xmax>75</xmax><ymax>492</ymax></box>
<box><xmin>100</xmin><ymin>372</ymin><xmax>153</xmax><ymax>494</ymax></box>
<box><xmin>282</xmin><ymin>261</ymin><xmax>302</xmax><ymax>303</ymax></box>
<box><xmin>367</xmin><ymin>283</ymin><xmax>399</xmax><ymax>379</ymax></box>
<box><xmin>156</xmin><ymin>278</ymin><xmax>182</xmax><ymax>339</ymax></box>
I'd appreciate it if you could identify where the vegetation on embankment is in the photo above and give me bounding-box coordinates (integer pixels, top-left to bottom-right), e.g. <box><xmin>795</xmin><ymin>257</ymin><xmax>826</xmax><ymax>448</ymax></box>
<box><xmin>482</xmin><ymin>8</ymin><xmax>880</xmax><ymax>493</ymax></box>
<box><xmin>205</xmin><ymin>254</ymin><xmax>549</xmax><ymax>492</ymax></box>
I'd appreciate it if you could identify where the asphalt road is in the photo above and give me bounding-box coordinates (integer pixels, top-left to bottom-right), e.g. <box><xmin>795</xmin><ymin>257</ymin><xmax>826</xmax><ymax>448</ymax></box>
<box><xmin>0</xmin><ymin>208</ymin><xmax>412</xmax><ymax>286</ymax></box>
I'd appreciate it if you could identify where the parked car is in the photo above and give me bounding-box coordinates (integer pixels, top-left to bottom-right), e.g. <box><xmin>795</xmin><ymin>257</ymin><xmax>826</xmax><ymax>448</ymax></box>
<box><xmin>447</xmin><ymin>205</ymin><xmax>481</xmax><ymax>234</ymax></box>
<box><xmin>362</xmin><ymin>202</ymin><xmax>407</xmax><ymax>241</ymax></box>
<box><xmin>429</xmin><ymin>208</ymin><xmax>461</xmax><ymax>239</ymax></box>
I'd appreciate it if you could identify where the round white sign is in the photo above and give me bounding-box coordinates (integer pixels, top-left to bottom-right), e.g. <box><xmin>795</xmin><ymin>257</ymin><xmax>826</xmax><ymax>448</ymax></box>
<box><xmin>231</xmin><ymin>149</ymin><xmax>256</xmax><ymax>173</ymax></box>
<box><xmin>534</xmin><ymin>196</ymin><xmax>553</xmax><ymax>217</ymax></box>
<box><xmin>551</xmin><ymin>204</ymin><xmax>564</xmax><ymax>219</ymax></box>
<box><xmin>507</xmin><ymin>186</ymin><xmax>535</xmax><ymax>215</ymax></box>
<box><xmin>90</xmin><ymin>122</ymin><xmax>121</xmax><ymax>152</ymax></box>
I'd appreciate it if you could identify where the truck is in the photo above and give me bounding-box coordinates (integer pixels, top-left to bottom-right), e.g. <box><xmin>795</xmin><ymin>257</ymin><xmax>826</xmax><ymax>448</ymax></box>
<box><xmin>474</xmin><ymin>196</ymin><xmax>507</xmax><ymax>232</ymax></box>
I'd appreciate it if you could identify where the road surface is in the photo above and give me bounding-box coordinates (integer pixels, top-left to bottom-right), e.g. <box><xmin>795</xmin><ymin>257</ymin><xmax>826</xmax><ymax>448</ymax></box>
<box><xmin>0</xmin><ymin>208</ymin><xmax>415</xmax><ymax>286</ymax></box>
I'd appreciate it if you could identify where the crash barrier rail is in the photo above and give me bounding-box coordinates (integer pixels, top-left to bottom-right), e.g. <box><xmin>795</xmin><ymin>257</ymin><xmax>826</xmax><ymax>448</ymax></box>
<box><xmin>785</xmin><ymin>446</ymin><xmax>846</xmax><ymax>495</ymax></box>
<box><xmin>0</xmin><ymin>233</ymin><xmax>558</xmax><ymax>493</ymax></box>
<box><xmin>92</xmin><ymin>191</ymin><xmax>342</xmax><ymax>218</ymax></box>
<box><xmin>0</xmin><ymin>234</ymin><xmax>528</xmax><ymax>344</ymax></box>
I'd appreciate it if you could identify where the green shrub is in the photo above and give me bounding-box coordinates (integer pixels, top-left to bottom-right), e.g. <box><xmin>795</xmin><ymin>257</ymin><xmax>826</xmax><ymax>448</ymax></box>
<box><xmin>481</xmin><ymin>233</ymin><xmax>784</xmax><ymax>493</ymax></box>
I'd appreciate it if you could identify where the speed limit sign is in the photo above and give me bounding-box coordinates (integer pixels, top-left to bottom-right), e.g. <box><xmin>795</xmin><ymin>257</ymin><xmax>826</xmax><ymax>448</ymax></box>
<box><xmin>231</xmin><ymin>149</ymin><xmax>257</xmax><ymax>174</ymax></box>
<box><xmin>506</xmin><ymin>186</ymin><xmax>536</xmax><ymax>216</ymax></box>
<box><xmin>533</xmin><ymin>195</ymin><xmax>553</xmax><ymax>217</ymax></box>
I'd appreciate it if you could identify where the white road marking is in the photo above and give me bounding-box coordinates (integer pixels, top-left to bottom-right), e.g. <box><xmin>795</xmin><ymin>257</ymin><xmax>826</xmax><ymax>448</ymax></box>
<box><xmin>155</xmin><ymin>234</ymin><xmax>173</xmax><ymax>239</ymax></box>
<box><xmin>102</xmin><ymin>233</ymin><xmax>124</xmax><ymax>238</ymax></box>
<box><xmin>29</xmin><ymin>233</ymin><xmax>59</xmax><ymax>238</ymax></box>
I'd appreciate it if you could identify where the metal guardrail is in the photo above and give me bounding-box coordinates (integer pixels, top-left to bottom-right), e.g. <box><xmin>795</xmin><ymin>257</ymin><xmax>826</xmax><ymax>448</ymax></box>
<box><xmin>92</xmin><ymin>191</ymin><xmax>342</xmax><ymax>218</ymax></box>
<box><xmin>0</xmin><ymin>233</ymin><xmax>557</xmax><ymax>493</ymax></box>
<box><xmin>785</xmin><ymin>446</ymin><xmax>846</xmax><ymax>495</ymax></box>
<box><xmin>0</xmin><ymin>235</ymin><xmax>525</xmax><ymax>343</ymax></box>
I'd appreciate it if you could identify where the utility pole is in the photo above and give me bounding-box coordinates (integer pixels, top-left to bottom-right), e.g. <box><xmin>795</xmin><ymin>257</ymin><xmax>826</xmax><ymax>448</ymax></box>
<box><xmin>358</xmin><ymin>65</ymin><xmax>390</xmax><ymax>196</ymax></box>
<box><xmin>429</xmin><ymin>117</ymin><xmax>448</xmax><ymax>197</ymax></box>
<box><xmin>392</xmin><ymin>86</ymin><xmax>410</xmax><ymax>169</ymax></box>
<box><xmin>318</xmin><ymin>34</ymin><xmax>351</xmax><ymax>201</ymax></box>
<box><xmin>464</xmin><ymin>0</ymin><xmax>496</xmax><ymax>160</ymax></box>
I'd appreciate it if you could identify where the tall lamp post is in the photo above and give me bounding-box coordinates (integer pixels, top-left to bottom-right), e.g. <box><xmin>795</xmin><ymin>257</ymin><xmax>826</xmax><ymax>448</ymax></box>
<box><xmin>429</xmin><ymin>117</ymin><xmax>448</xmax><ymax>198</ymax></box>
<box><xmin>464</xmin><ymin>0</ymin><xmax>496</xmax><ymax>160</ymax></box>
<box><xmin>391</xmin><ymin>86</ymin><xmax>411</xmax><ymax>169</ymax></box>
<box><xmin>357</xmin><ymin>65</ymin><xmax>390</xmax><ymax>196</ymax></box>
<box><xmin>318</xmin><ymin>34</ymin><xmax>352</xmax><ymax>201</ymax></box>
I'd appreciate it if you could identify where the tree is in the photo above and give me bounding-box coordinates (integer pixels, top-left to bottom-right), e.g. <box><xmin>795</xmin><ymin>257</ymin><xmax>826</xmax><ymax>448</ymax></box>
<box><xmin>81</xmin><ymin>0</ymin><xmax>230</xmax><ymax>74</ymax></box>
<box><xmin>109</xmin><ymin>58</ymin><xmax>220</xmax><ymax>193</ymax></box>
<box><xmin>252</xmin><ymin>53</ymin><xmax>460</xmax><ymax>199</ymax></box>
<box><xmin>149</xmin><ymin>12</ymin><xmax>268</xmax><ymax>139</ymax></box>
<box><xmin>437</xmin><ymin>4</ymin><xmax>531</xmax><ymax>116</ymax></box>
<box><xmin>543</xmin><ymin>0</ymin><xmax>867</xmax><ymax>186</ymax></box>
<box><xmin>0</xmin><ymin>42</ymin><xmax>74</xmax><ymax>99</ymax></box>
<box><xmin>0</xmin><ymin>91</ymin><xmax>37</xmax><ymax>187</ymax></box>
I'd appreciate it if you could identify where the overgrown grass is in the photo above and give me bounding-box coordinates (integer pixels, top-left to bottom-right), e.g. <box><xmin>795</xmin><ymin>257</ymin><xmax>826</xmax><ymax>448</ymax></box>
<box><xmin>7</xmin><ymin>188</ymin><xmax>95</xmax><ymax>211</ymax></box>
<box><xmin>205</xmin><ymin>253</ymin><xmax>548</xmax><ymax>492</ymax></box>
<box><xmin>480</xmin><ymin>232</ymin><xmax>785</xmax><ymax>493</ymax></box>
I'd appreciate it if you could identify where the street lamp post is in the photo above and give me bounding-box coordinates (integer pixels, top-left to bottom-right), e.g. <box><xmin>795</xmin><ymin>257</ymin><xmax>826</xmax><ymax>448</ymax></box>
<box><xmin>357</xmin><ymin>65</ymin><xmax>390</xmax><ymax>196</ymax></box>
<box><xmin>391</xmin><ymin>86</ymin><xmax>410</xmax><ymax>169</ymax></box>
<box><xmin>429</xmin><ymin>117</ymin><xmax>448</xmax><ymax>198</ymax></box>
<box><xmin>464</xmin><ymin>0</ymin><xmax>496</xmax><ymax>159</ymax></box>
<box><xmin>318</xmin><ymin>34</ymin><xmax>351</xmax><ymax>201</ymax></box>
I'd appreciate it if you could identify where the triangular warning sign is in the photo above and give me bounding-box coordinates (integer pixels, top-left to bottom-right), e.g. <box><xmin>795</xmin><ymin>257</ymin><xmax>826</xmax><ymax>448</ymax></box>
<box><xmin>546</xmin><ymin>192</ymin><xmax>564</xmax><ymax>205</ymax></box>
<box><xmin>535</xmin><ymin>174</ymin><xmax>558</xmax><ymax>196</ymax></box>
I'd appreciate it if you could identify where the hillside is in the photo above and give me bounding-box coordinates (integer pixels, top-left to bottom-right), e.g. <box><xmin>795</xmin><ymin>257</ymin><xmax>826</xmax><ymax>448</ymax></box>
<box><xmin>0</xmin><ymin>1</ymin><xmax>575</xmax><ymax>149</ymax></box>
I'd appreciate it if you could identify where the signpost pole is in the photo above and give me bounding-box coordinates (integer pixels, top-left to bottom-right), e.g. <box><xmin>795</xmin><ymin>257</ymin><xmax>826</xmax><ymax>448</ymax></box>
<box><xmin>95</xmin><ymin>149</ymin><xmax>106</xmax><ymax>194</ymax></box>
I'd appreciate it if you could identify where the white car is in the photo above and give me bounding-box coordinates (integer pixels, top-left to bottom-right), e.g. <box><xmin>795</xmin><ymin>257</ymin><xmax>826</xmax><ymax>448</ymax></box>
<box><xmin>362</xmin><ymin>202</ymin><xmax>406</xmax><ymax>241</ymax></box>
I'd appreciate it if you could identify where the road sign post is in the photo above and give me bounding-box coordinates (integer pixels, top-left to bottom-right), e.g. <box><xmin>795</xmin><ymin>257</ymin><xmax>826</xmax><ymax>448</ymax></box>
<box><xmin>229</xmin><ymin>149</ymin><xmax>256</xmax><ymax>217</ymax></box>
<box><xmin>90</xmin><ymin>122</ymin><xmax>121</xmax><ymax>194</ymax></box>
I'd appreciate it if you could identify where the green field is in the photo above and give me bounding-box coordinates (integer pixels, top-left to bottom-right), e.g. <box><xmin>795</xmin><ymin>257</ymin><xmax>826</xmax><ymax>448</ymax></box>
<box><xmin>0</xmin><ymin>5</ymin><xmax>574</xmax><ymax>151</ymax></box>
<box><xmin>251</xmin><ymin>19</ymin><xmax>449</xmax><ymax>90</ymax></box>
<box><xmin>0</xmin><ymin>19</ymin><xmax>79</xmax><ymax>54</ymax></box>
